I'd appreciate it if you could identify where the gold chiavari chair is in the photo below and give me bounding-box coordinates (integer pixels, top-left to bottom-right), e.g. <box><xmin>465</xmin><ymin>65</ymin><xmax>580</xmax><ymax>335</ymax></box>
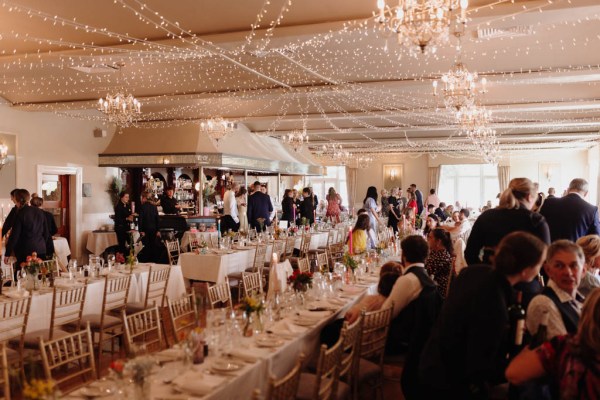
<box><xmin>39</xmin><ymin>324</ymin><xmax>96</xmax><ymax>395</ymax></box>
<box><xmin>297</xmin><ymin>257</ymin><xmax>311</xmax><ymax>275</ymax></box>
<box><xmin>0</xmin><ymin>343</ymin><xmax>9</xmax><ymax>400</ymax></box>
<box><xmin>22</xmin><ymin>285</ymin><xmax>87</xmax><ymax>349</ymax></box>
<box><xmin>340</xmin><ymin>316</ymin><xmax>363</xmax><ymax>400</ymax></box>
<box><xmin>296</xmin><ymin>334</ymin><xmax>345</xmax><ymax>400</ymax></box>
<box><xmin>207</xmin><ymin>278</ymin><xmax>233</xmax><ymax>310</ymax></box>
<box><xmin>253</xmin><ymin>353</ymin><xmax>305</xmax><ymax>400</ymax></box>
<box><xmin>126</xmin><ymin>264</ymin><xmax>171</xmax><ymax>314</ymax></box>
<box><xmin>241</xmin><ymin>272</ymin><xmax>263</xmax><ymax>299</ymax></box>
<box><xmin>164</xmin><ymin>240</ymin><xmax>181</xmax><ymax>265</ymax></box>
<box><xmin>315</xmin><ymin>252</ymin><xmax>329</xmax><ymax>274</ymax></box>
<box><xmin>327</xmin><ymin>242</ymin><xmax>344</xmax><ymax>269</ymax></box>
<box><xmin>78</xmin><ymin>274</ymin><xmax>131</xmax><ymax>377</ymax></box>
<box><xmin>122</xmin><ymin>306</ymin><xmax>163</xmax><ymax>355</ymax></box>
<box><xmin>189</xmin><ymin>238</ymin><xmax>200</xmax><ymax>253</ymax></box>
<box><xmin>1</xmin><ymin>260</ymin><xmax>15</xmax><ymax>287</ymax></box>
<box><xmin>0</xmin><ymin>297</ymin><xmax>31</xmax><ymax>368</ymax></box>
<box><xmin>265</xmin><ymin>239</ymin><xmax>286</xmax><ymax>269</ymax></box>
<box><xmin>282</xmin><ymin>235</ymin><xmax>297</xmax><ymax>261</ymax></box>
<box><xmin>355</xmin><ymin>305</ymin><xmax>393</xmax><ymax>400</ymax></box>
<box><xmin>167</xmin><ymin>288</ymin><xmax>198</xmax><ymax>346</ymax></box>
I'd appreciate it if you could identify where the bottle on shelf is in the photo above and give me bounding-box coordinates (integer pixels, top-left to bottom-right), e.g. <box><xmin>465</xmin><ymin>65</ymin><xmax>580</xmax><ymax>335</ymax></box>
<box><xmin>529</xmin><ymin>310</ymin><xmax>549</xmax><ymax>349</ymax></box>
<box><xmin>508</xmin><ymin>290</ymin><xmax>526</xmax><ymax>353</ymax></box>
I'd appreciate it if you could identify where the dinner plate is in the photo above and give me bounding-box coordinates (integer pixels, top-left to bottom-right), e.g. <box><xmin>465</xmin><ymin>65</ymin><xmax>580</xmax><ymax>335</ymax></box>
<box><xmin>78</xmin><ymin>387</ymin><xmax>110</xmax><ymax>398</ymax></box>
<box><xmin>211</xmin><ymin>360</ymin><xmax>242</xmax><ymax>372</ymax></box>
<box><xmin>255</xmin><ymin>337</ymin><xmax>284</xmax><ymax>348</ymax></box>
<box><xmin>292</xmin><ymin>318</ymin><xmax>317</xmax><ymax>327</ymax></box>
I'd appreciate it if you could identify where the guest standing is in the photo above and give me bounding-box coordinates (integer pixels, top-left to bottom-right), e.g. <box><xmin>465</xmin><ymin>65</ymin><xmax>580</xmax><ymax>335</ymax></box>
<box><xmin>380</xmin><ymin>189</ymin><xmax>390</xmax><ymax>218</ymax></box>
<box><xmin>236</xmin><ymin>186</ymin><xmax>248</xmax><ymax>232</ymax></box>
<box><xmin>114</xmin><ymin>191</ymin><xmax>134</xmax><ymax>255</ymax></box>
<box><xmin>159</xmin><ymin>187</ymin><xmax>180</xmax><ymax>214</ymax></box>
<box><xmin>325</xmin><ymin>187</ymin><xmax>342</xmax><ymax>223</ymax></box>
<box><xmin>30</xmin><ymin>195</ymin><xmax>56</xmax><ymax>257</ymax></box>
<box><xmin>280</xmin><ymin>189</ymin><xmax>296</xmax><ymax>227</ymax></box>
<box><xmin>425</xmin><ymin>188</ymin><xmax>440</xmax><ymax>209</ymax></box>
<box><xmin>221</xmin><ymin>182</ymin><xmax>240</xmax><ymax>233</ymax></box>
<box><xmin>1</xmin><ymin>188</ymin><xmax>19</xmax><ymax>239</ymax></box>
<box><xmin>299</xmin><ymin>187</ymin><xmax>316</xmax><ymax>225</ymax></box>
<box><xmin>387</xmin><ymin>187</ymin><xmax>401</xmax><ymax>234</ymax></box>
<box><xmin>4</xmin><ymin>189</ymin><xmax>50</xmax><ymax>276</ymax></box>
<box><xmin>410</xmin><ymin>183</ymin><xmax>424</xmax><ymax>215</ymax></box>
<box><xmin>138</xmin><ymin>191</ymin><xmax>161</xmax><ymax>263</ymax></box>
<box><xmin>363</xmin><ymin>186</ymin><xmax>381</xmax><ymax>232</ymax></box>
<box><xmin>247</xmin><ymin>181</ymin><xmax>273</xmax><ymax>231</ymax></box>
<box><xmin>576</xmin><ymin>235</ymin><xmax>600</xmax><ymax>297</ymax></box>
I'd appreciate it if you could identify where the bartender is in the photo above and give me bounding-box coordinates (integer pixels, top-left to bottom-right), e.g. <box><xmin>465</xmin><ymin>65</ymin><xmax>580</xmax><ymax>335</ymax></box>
<box><xmin>160</xmin><ymin>187</ymin><xmax>181</xmax><ymax>214</ymax></box>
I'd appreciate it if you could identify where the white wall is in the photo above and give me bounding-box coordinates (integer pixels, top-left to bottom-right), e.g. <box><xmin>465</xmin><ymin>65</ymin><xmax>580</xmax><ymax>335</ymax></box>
<box><xmin>0</xmin><ymin>105</ymin><xmax>117</xmax><ymax>261</ymax></box>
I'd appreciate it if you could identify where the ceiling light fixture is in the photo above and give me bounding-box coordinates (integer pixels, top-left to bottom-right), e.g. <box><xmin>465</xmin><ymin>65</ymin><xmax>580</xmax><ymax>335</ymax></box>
<box><xmin>357</xmin><ymin>155</ymin><xmax>374</xmax><ymax>169</ymax></box>
<box><xmin>200</xmin><ymin>118</ymin><xmax>236</xmax><ymax>145</ymax></box>
<box><xmin>0</xmin><ymin>143</ymin><xmax>8</xmax><ymax>171</ymax></box>
<box><xmin>97</xmin><ymin>63</ymin><xmax>141</xmax><ymax>127</ymax></box>
<box><xmin>375</xmin><ymin>0</ymin><xmax>468</xmax><ymax>55</ymax></box>
<box><xmin>284</xmin><ymin>129</ymin><xmax>309</xmax><ymax>152</ymax></box>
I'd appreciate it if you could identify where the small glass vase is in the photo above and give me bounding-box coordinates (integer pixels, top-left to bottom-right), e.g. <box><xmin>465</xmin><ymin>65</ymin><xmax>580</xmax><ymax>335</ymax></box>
<box><xmin>132</xmin><ymin>378</ymin><xmax>150</xmax><ymax>400</ymax></box>
<box><xmin>25</xmin><ymin>274</ymin><xmax>39</xmax><ymax>291</ymax></box>
<box><xmin>243</xmin><ymin>313</ymin><xmax>254</xmax><ymax>337</ymax></box>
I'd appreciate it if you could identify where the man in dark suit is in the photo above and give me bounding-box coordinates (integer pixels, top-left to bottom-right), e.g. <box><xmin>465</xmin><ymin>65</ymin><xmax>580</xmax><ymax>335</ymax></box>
<box><xmin>547</xmin><ymin>187</ymin><xmax>556</xmax><ymax>199</ymax></box>
<box><xmin>4</xmin><ymin>189</ymin><xmax>50</xmax><ymax>277</ymax></box>
<box><xmin>410</xmin><ymin>183</ymin><xmax>424</xmax><ymax>215</ymax></box>
<box><xmin>247</xmin><ymin>181</ymin><xmax>273</xmax><ymax>231</ymax></box>
<box><xmin>138</xmin><ymin>191</ymin><xmax>161</xmax><ymax>263</ymax></box>
<box><xmin>540</xmin><ymin>178</ymin><xmax>600</xmax><ymax>242</ymax></box>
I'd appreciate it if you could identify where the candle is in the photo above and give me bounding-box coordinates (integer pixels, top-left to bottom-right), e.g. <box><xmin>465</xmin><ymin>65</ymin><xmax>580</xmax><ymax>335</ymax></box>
<box><xmin>217</xmin><ymin>219</ymin><xmax>221</xmax><ymax>247</ymax></box>
<box><xmin>349</xmin><ymin>227</ymin><xmax>353</xmax><ymax>255</ymax></box>
<box><xmin>313</xmin><ymin>210</ymin><xmax>317</xmax><ymax>224</ymax></box>
<box><xmin>131</xmin><ymin>201</ymin><xmax>135</xmax><ymax>214</ymax></box>
<box><xmin>272</xmin><ymin>253</ymin><xmax>278</xmax><ymax>266</ymax></box>
<box><xmin>292</xmin><ymin>206</ymin><xmax>296</xmax><ymax>222</ymax></box>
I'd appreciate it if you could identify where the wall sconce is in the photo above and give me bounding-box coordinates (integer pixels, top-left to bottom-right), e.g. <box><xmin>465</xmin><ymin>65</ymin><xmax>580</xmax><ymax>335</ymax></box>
<box><xmin>390</xmin><ymin>168</ymin><xmax>397</xmax><ymax>181</ymax></box>
<box><xmin>0</xmin><ymin>143</ymin><xmax>8</xmax><ymax>171</ymax></box>
<box><xmin>545</xmin><ymin>167</ymin><xmax>553</xmax><ymax>181</ymax></box>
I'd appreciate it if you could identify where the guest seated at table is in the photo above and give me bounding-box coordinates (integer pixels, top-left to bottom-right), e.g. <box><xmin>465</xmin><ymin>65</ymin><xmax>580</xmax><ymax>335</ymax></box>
<box><xmin>423</xmin><ymin>214</ymin><xmax>439</xmax><ymax>237</ymax></box>
<box><xmin>576</xmin><ymin>235</ymin><xmax>600</xmax><ymax>297</ymax></box>
<box><xmin>426</xmin><ymin>228</ymin><xmax>454</xmax><ymax>298</ymax></box>
<box><xmin>350</xmin><ymin>214</ymin><xmax>372</xmax><ymax>253</ymax></box>
<box><xmin>419</xmin><ymin>231</ymin><xmax>547</xmax><ymax>400</ymax></box>
<box><xmin>434</xmin><ymin>201</ymin><xmax>447</xmax><ymax>222</ymax></box>
<box><xmin>506</xmin><ymin>288</ymin><xmax>600</xmax><ymax>399</ymax></box>
<box><xmin>356</xmin><ymin>209</ymin><xmax>377</xmax><ymax>248</ymax></box>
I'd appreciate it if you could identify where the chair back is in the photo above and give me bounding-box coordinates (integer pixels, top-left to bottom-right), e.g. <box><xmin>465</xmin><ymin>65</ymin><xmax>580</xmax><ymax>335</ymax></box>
<box><xmin>189</xmin><ymin>238</ymin><xmax>200</xmax><ymax>252</ymax></box>
<box><xmin>264</xmin><ymin>353</ymin><xmax>305</xmax><ymax>400</ymax></box>
<box><xmin>316</xmin><ymin>252</ymin><xmax>329</xmax><ymax>274</ymax></box>
<box><xmin>248</xmin><ymin>228</ymin><xmax>258</xmax><ymax>241</ymax></box>
<box><xmin>283</xmin><ymin>236</ymin><xmax>296</xmax><ymax>260</ymax></box>
<box><xmin>242</xmin><ymin>272</ymin><xmax>263</xmax><ymax>298</ymax></box>
<box><xmin>207</xmin><ymin>278</ymin><xmax>233</xmax><ymax>310</ymax></box>
<box><xmin>299</xmin><ymin>234</ymin><xmax>312</xmax><ymax>257</ymax></box>
<box><xmin>209</xmin><ymin>233</ymin><xmax>218</xmax><ymax>248</ymax></box>
<box><xmin>252</xmin><ymin>244</ymin><xmax>268</xmax><ymax>273</ymax></box>
<box><xmin>327</xmin><ymin>242</ymin><xmax>344</xmax><ymax>266</ymax></box>
<box><xmin>0</xmin><ymin>344</ymin><xmax>8</xmax><ymax>400</ymax></box>
<box><xmin>143</xmin><ymin>265</ymin><xmax>171</xmax><ymax>308</ymax></box>
<box><xmin>0</xmin><ymin>297</ymin><xmax>31</xmax><ymax>347</ymax></box>
<box><xmin>50</xmin><ymin>285</ymin><xmax>87</xmax><ymax>339</ymax></box>
<box><xmin>42</xmin><ymin>258</ymin><xmax>61</xmax><ymax>275</ymax></box>
<box><xmin>325</xmin><ymin>229</ymin><xmax>335</xmax><ymax>247</ymax></box>
<box><xmin>102</xmin><ymin>275</ymin><xmax>132</xmax><ymax>314</ymax></box>
<box><xmin>339</xmin><ymin>316</ymin><xmax>363</xmax><ymax>386</ymax></box>
<box><xmin>297</xmin><ymin>257</ymin><xmax>311</xmax><ymax>274</ymax></box>
<box><xmin>164</xmin><ymin>240</ymin><xmax>181</xmax><ymax>265</ymax></box>
<box><xmin>271</xmin><ymin>239</ymin><xmax>286</xmax><ymax>261</ymax></box>
<box><xmin>313</xmin><ymin>334</ymin><xmax>344</xmax><ymax>400</ymax></box>
<box><xmin>122</xmin><ymin>306</ymin><xmax>163</xmax><ymax>355</ymax></box>
<box><xmin>167</xmin><ymin>288</ymin><xmax>198</xmax><ymax>344</ymax></box>
<box><xmin>39</xmin><ymin>325</ymin><xmax>96</xmax><ymax>394</ymax></box>
<box><xmin>1</xmin><ymin>262</ymin><xmax>14</xmax><ymax>287</ymax></box>
<box><xmin>360</xmin><ymin>304</ymin><xmax>393</xmax><ymax>367</ymax></box>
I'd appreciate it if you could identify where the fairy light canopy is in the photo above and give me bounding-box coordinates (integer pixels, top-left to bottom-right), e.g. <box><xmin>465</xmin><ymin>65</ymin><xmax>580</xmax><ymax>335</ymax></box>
<box><xmin>0</xmin><ymin>0</ymin><xmax>600</xmax><ymax>163</ymax></box>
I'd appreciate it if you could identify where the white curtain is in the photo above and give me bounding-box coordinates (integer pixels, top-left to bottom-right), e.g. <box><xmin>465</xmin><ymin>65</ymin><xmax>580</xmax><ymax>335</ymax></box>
<box><xmin>345</xmin><ymin>166</ymin><xmax>357</xmax><ymax>214</ymax></box>
<box><xmin>498</xmin><ymin>165</ymin><xmax>510</xmax><ymax>192</ymax></box>
<box><xmin>428</xmin><ymin>167</ymin><xmax>441</xmax><ymax>193</ymax></box>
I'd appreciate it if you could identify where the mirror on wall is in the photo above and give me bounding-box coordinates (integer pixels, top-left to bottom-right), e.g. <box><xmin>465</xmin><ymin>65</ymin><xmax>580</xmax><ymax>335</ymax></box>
<box><xmin>0</xmin><ymin>133</ymin><xmax>17</xmax><ymax>196</ymax></box>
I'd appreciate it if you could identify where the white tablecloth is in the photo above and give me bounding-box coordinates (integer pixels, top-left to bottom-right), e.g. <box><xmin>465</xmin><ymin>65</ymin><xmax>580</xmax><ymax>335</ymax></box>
<box><xmin>52</xmin><ymin>237</ymin><xmax>70</xmax><ymax>270</ymax></box>
<box><xmin>180</xmin><ymin>231</ymin><xmax>219</xmax><ymax>251</ymax></box>
<box><xmin>86</xmin><ymin>231</ymin><xmax>118</xmax><ymax>255</ymax></box>
<box><xmin>6</xmin><ymin>263</ymin><xmax>186</xmax><ymax>333</ymax></box>
<box><xmin>178</xmin><ymin>249</ymin><xmax>255</xmax><ymax>283</ymax></box>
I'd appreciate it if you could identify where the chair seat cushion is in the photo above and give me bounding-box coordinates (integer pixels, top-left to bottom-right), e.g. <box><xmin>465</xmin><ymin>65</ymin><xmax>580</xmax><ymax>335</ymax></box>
<box><xmin>296</xmin><ymin>372</ymin><xmax>350</xmax><ymax>400</ymax></box>
<box><xmin>227</xmin><ymin>272</ymin><xmax>242</xmax><ymax>282</ymax></box>
<box><xmin>358</xmin><ymin>358</ymin><xmax>382</xmax><ymax>382</ymax></box>
<box><xmin>21</xmin><ymin>329</ymin><xmax>71</xmax><ymax>348</ymax></box>
<box><xmin>125</xmin><ymin>302</ymin><xmax>148</xmax><ymax>314</ymax></box>
<box><xmin>79</xmin><ymin>314</ymin><xmax>122</xmax><ymax>329</ymax></box>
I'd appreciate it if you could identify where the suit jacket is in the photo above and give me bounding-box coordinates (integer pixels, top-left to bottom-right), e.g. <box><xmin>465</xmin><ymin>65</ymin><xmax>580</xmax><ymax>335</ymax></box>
<box><xmin>44</xmin><ymin>210</ymin><xmax>58</xmax><ymax>236</ymax></box>
<box><xmin>114</xmin><ymin>201</ymin><xmax>132</xmax><ymax>230</ymax></box>
<box><xmin>5</xmin><ymin>205</ymin><xmax>49</xmax><ymax>260</ymax></box>
<box><xmin>1</xmin><ymin>206</ymin><xmax>17</xmax><ymax>238</ymax></box>
<box><xmin>539</xmin><ymin>193</ymin><xmax>600</xmax><ymax>242</ymax></box>
<box><xmin>138</xmin><ymin>202</ymin><xmax>160</xmax><ymax>234</ymax></box>
<box><xmin>247</xmin><ymin>191</ymin><xmax>273</xmax><ymax>228</ymax></box>
<box><xmin>299</xmin><ymin>196</ymin><xmax>316</xmax><ymax>224</ymax></box>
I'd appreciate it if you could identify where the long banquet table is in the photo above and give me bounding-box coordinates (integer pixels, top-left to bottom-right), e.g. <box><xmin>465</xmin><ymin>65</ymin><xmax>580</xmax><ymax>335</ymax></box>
<box><xmin>1</xmin><ymin>263</ymin><xmax>186</xmax><ymax>333</ymax></box>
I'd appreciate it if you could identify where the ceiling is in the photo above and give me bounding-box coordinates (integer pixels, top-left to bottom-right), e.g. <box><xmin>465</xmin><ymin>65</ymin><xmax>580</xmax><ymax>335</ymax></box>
<box><xmin>1</xmin><ymin>0</ymin><xmax>600</xmax><ymax>163</ymax></box>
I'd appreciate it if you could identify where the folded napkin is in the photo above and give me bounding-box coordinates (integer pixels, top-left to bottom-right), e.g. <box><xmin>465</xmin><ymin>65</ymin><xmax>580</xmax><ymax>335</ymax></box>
<box><xmin>339</xmin><ymin>285</ymin><xmax>365</xmax><ymax>295</ymax></box>
<box><xmin>328</xmin><ymin>298</ymin><xmax>347</xmax><ymax>306</ymax></box>
<box><xmin>173</xmin><ymin>371</ymin><xmax>226</xmax><ymax>396</ymax></box>
<box><xmin>228</xmin><ymin>348</ymin><xmax>263</xmax><ymax>363</ymax></box>
<box><xmin>53</xmin><ymin>280</ymin><xmax>84</xmax><ymax>289</ymax></box>
<box><xmin>4</xmin><ymin>290</ymin><xmax>30</xmax><ymax>299</ymax></box>
<box><xmin>269</xmin><ymin>320</ymin><xmax>306</xmax><ymax>338</ymax></box>
<box><xmin>297</xmin><ymin>309</ymin><xmax>331</xmax><ymax>320</ymax></box>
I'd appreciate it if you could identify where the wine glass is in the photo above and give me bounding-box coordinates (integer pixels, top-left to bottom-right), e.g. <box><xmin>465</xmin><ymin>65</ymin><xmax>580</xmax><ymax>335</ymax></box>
<box><xmin>107</xmin><ymin>254</ymin><xmax>116</xmax><ymax>272</ymax></box>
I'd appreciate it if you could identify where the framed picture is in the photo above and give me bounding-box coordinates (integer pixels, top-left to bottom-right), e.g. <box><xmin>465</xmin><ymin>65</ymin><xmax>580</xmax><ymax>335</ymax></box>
<box><xmin>383</xmin><ymin>164</ymin><xmax>403</xmax><ymax>190</ymax></box>
<box><xmin>82</xmin><ymin>183</ymin><xmax>92</xmax><ymax>197</ymax></box>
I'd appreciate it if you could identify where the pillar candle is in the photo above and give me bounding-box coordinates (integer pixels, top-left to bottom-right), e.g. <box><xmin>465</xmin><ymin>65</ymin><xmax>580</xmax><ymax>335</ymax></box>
<box><xmin>131</xmin><ymin>201</ymin><xmax>135</xmax><ymax>214</ymax></box>
<box><xmin>272</xmin><ymin>253</ymin><xmax>278</xmax><ymax>266</ymax></box>
<box><xmin>349</xmin><ymin>227</ymin><xmax>353</xmax><ymax>255</ymax></box>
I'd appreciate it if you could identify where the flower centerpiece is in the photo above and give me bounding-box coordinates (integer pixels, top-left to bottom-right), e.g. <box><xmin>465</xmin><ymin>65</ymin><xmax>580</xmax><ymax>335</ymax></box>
<box><xmin>21</xmin><ymin>252</ymin><xmax>44</xmax><ymax>291</ymax></box>
<box><xmin>287</xmin><ymin>269</ymin><xmax>313</xmax><ymax>293</ymax></box>
<box><xmin>109</xmin><ymin>359</ymin><xmax>125</xmax><ymax>380</ymax></box>
<box><xmin>115</xmin><ymin>252</ymin><xmax>126</xmax><ymax>265</ymax></box>
<box><xmin>342</xmin><ymin>252</ymin><xmax>358</xmax><ymax>272</ymax></box>
<box><xmin>194</xmin><ymin>239</ymin><xmax>209</xmax><ymax>255</ymax></box>
<box><xmin>256</xmin><ymin>217</ymin><xmax>266</xmax><ymax>232</ymax></box>
<box><xmin>124</xmin><ymin>356</ymin><xmax>155</xmax><ymax>399</ymax></box>
<box><xmin>238</xmin><ymin>295</ymin><xmax>265</xmax><ymax>337</ymax></box>
<box><xmin>23</xmin><ymin>379</ymin><xmax>58</xmax><ymax>400</ymax></box>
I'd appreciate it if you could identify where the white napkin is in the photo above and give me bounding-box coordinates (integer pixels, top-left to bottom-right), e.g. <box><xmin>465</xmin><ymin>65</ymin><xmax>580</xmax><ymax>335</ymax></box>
<box><xmin>228</xmin><ymin>348</ymin><xmax>263</xmax><ymax>363</ymax></box>
<box><xmin>339</xmin><ymin>285</ymin><xmax>365</xmax><ymax>295</ymax></box>
<box><xmin>4</xmin><ymin>290</ymin><xmax>30</xmax><ymax>299</ymax></box>
<box><xmin>269</xmin><ymin>320</ymin><xmax>306</xmax><ymax>338</ymax></box>
<box><xmin>328</xmin><ymin>298</ymin><xmax>347</xmax><ymax>306</ymax></box>
<box><xmin>53</xmin><ymin>280</ymin><xmax>84</xmax><ymax>289</ymax></box>
<box><xmin>297</xmin><ymin>310</ymin><xmax>331</xmax><ymax>320</ymax></box>
<box><xmin>173</xmin><ymin>371</ymin><xmax>226</xmax><ymax>396</ymax></box>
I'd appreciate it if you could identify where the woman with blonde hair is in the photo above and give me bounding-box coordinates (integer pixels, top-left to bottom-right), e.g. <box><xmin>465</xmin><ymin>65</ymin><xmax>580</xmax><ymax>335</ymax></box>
<box><xmin>465</xmin><ymin>177</ymin><xmax>550</xmax><ymax>265</ymax></box>
<box><xmin>506</xmin><ymin>288</ymin><xmax>600</xmax><ymax>399</ymax></box>
<box><xmin>576</xmin><ymin>235</ymin><xmax>600</xmax><ymax>297</ymax></box>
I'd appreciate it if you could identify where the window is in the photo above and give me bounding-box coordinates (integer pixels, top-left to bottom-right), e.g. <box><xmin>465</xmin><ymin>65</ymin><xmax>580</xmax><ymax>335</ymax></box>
<box><xmin>307</xmin><ymin>166</ymin><xmax>348</xmax><ymax>207</ymax></box>
<box><xmin>438</xmin><ymin>164</ymin><xmax>499</xmax><ymax>208</ymax></box>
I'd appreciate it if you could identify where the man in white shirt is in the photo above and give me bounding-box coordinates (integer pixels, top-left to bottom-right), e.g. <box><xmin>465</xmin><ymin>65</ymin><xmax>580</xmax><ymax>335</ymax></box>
<box><xmin>442</xmin><ymin>208</ymin><xmax>471</xmax><ymax>242</ymax></box>
<box><xmin>526</xmin><ymin>240</ymin><xmax>584</xmax><ymax>339</ymax></box>
<box><xmin>221</xmin><ymin>182</ymin><xmax>240</xmax><ymax>233</ymax></box>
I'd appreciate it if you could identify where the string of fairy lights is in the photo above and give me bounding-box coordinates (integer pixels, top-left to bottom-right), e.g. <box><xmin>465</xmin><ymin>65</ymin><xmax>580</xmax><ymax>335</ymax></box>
<box><xmin>0</xmin><ymin>0</ymin><xmax>599</xmax><ymax>163</ymax></box>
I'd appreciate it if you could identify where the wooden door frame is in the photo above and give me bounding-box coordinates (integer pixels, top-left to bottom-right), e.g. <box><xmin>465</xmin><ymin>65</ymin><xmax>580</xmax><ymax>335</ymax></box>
<box><xmin>36</xmin><ymin>165</ymin><xmax>82</xmax><ymax>262</ymax></box>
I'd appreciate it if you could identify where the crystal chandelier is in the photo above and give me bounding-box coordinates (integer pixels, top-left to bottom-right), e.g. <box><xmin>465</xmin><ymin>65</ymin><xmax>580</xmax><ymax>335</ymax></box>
<box><xmin>457</xmin><ymin>104</ymin><xmax>492</xmax><ymax>138</ymax></box>
<box><xmin>200</xmin><ymin>118</ymin><xmax>236</xmax><ymax>145</ymax></box>
<box><xmin>0</xmin><ymin>143</ymin><xmax>8</xmax><ymax>171</ymax></box>
<box><xmin>375</xmin><ymin>0</ymin><xmax>468</xmax><ymax>55</ymax></box>
<box><xmin>357</xmin><ymin>155</ymin><xmax>374</xmax><ymax>169</ymax></box>
<box><xmin>97</xmin><ymin>93</ymin><xmax>141</xmax><ymax>127</ymax></box>
<box><xmin>433</xmin><ymin>61</ymin><xmax>485</xmax><ymax>112</ymax></box>
<box><xmin>321</xmin><ymin>143</ymin><xmax>352</xmax><ymax>165</ymax></box>
<box><xmin>284</xmin><ymin>129</ymin><xmax>309</xmax><ymax>152</ymax></box>
<box><xmin>472</xmin><ymin>126</ymin><xmax>499</xmax><ymax>164</ymax></box>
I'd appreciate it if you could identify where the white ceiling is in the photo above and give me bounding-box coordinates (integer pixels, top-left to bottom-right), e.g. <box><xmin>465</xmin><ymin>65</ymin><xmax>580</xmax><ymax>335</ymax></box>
<box><xmin>1</xmin><ymin>0</ymin><xmax>600</xmax><ymax>161</ymax></box>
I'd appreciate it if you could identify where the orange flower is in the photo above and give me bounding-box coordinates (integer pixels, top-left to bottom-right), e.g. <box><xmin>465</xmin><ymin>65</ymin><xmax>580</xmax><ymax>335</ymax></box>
<box><xmin>109</xmin><ymin>359</ymin><xmax>124</xmax><ymax>373</ymax></box>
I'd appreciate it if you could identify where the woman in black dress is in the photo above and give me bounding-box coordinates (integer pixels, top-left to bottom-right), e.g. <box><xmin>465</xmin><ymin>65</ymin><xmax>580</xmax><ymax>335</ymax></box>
<box><xmin>114</xmin><ymin>191</ymin><xmax>133</xmax><ymax>255</ymax></box>
<box><xmin>387</xmin><ymin>187</ymin><xmax>400</xmax><ymax>234</ymax></box>
<box><xmin>280</xmin><ymin>189</ymin><xmax>296</xmax><ymax>227</ymax></box>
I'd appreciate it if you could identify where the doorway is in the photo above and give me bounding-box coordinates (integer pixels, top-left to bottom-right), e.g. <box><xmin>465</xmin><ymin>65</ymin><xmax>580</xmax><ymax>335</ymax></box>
<box><xmin>40</xmin><ymin>174</ymin><xmax>70</xmax><ymax>237</ymax></box>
